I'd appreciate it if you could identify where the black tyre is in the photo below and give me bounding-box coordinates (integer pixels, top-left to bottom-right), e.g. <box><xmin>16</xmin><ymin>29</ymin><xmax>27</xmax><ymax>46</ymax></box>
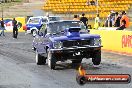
<box><xmin>32</xmin><ymin>47</ymin><xmax>36</xmax><ymax>51</ymax></box>
<box><xmin>36</xmin><ymin>51</ymin><xmax>46</xmax><ymax>65</ymax></box>
<box><xmin>47</xmin><ymin>51</ymin><xmax>56</xmax><ymax>70</ymax></box>
<box><xmin>72</xmin><ymin>59</ymin><xmax>82</xmax><ymax>64</ymax></box>
<box><xmin>92</xmin><ymin>50</ymin><xmax>101</xmax><ymax>65</ymax></box>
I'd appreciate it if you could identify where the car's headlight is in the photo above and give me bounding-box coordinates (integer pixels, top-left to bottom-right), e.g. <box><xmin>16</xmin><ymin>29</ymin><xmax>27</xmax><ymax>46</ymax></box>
<box><xmin>94</xmin><ymin>38</ymin><xmax>101</xmax><ymax>46</ymax></box>
<box><xmin>54</xmin><ymin>41</ymin><xmax>63</xmax><ymax>49</ymax></box>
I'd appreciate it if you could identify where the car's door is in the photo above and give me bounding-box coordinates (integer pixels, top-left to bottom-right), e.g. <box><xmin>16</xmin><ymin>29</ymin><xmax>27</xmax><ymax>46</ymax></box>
<box><xmin>34</xmin><ymin>24</ymin><xmax>47</xmax><ymax>53</ymax></box>
<box><xmin>40</xmin><ymin>24</ymin><xmax>51</xmax><ymax>53</ymax></box>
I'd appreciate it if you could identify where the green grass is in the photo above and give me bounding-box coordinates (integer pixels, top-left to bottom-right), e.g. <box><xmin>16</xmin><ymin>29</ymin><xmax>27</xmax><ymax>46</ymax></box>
<box><xmin>15</xmin><ymin>0</ymin><xmax>23</xmax><ymax>2</ymax></box>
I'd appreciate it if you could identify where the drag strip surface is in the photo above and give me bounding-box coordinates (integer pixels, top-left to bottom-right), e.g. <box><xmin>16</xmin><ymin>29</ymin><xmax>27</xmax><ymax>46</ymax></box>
<box><xmin>0</xmin><ymin>33</ymin><xmax>131</xmax><ymax>88</ymax></box>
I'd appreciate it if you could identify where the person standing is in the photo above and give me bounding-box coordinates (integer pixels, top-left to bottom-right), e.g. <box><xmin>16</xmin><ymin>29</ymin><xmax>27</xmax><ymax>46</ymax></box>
<box><xmin>80</xmin><ymin>13</ymin><xmax>88</xmax><ymax>29</ymax></box>
<box><xmin>105</xmin><ymin>15</ymin><xmax>112</xmax><ymax>27</ymax></box>
<box><xmin>94</xmin><ymin>14</ymin><xmax>100</xmax><ymax>29</ymax></box>
<box><xmin>120</xmin><ymin>11</ymin><xmax>129</xmax><ymax>29</ymax></box>
<box><xmin>116</xmin><ymin>20</ymin><xmax>126</xmax><ymax>30</ymax></box>
<box><xmin>90</xmin><ymin>0</ymin><xmax>95</xmax><ymax>5</ymax></box>
<box><xmin>12</xmin><ymin>18</ymin><xmax>18</xmax><ymax>39</ymax></box>
<box><xmin>86</xmin><ymin>0</ymin><xmax>89</xmax><ymax>5</ymax></box>
<box><xmin>0</xmin><ymin>18</ymin><xmax>5</xmax><ymax>36</ymax></box>
<box><xmin>114</xmin><ymin>12</ymin><xmax>121</xmax><ymax>27</ymax></box>
<box><xmin>73</xmin><ymin>15</ymin><xmax>80</xmax><ymax>21</ymax></box>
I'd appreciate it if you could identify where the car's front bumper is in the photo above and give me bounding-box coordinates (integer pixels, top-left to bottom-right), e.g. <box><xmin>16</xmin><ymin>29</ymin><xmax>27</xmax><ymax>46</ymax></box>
<box><xmin>50</xmin><ymin>45</ymin><xmax>102</xmax><ymax>52</ymax></box>
<box><xmin>49</xmin><ymin>45</ymin><xmax>102</xmax><ymax>60</ymax></box>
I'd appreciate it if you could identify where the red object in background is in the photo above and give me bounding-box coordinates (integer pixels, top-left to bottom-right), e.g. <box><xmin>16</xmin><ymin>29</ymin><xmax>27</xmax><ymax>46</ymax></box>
<box><xmin>6</xmin><ymin>23</ymin><xmax>11</xmax><ymax>26</ymax></box>
<box><xmin>23</xmin><ymin>25</ymin><xmax>27</xmax><ymax>31</ymax></box>
<box><xmin>122</xmin><ymin>35</ymin><xmax>132</xmax><ymax>48</ymax></box>
<box><xmin>5</xmin><ymin>21</ymin><xmax>12</xmax><ymax>26</ymax></box>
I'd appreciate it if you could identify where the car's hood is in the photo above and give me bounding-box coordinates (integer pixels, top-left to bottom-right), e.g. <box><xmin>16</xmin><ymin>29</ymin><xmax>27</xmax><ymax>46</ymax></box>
<box><xmin>50</xmin><ymin>34</ymin><xmax>100</xmax><ymax>42</ymax></box>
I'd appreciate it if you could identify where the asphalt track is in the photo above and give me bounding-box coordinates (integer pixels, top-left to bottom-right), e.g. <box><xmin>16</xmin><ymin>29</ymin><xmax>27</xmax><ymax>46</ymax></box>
<box><xmin>0</xmin><ymin>32</ymin><xmax>132</xmax><ymax>88</ymax></box>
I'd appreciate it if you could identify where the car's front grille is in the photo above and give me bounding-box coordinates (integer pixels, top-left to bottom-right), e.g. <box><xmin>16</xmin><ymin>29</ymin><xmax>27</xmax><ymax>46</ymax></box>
<box><xmin>63</xmin><ymin>40</ymin><xmax>91</xmax><ymax>47</ymax></box>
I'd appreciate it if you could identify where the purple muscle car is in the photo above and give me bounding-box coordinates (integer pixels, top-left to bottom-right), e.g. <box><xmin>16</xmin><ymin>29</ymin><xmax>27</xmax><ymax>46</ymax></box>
<box><xmin>32</xmin><ymin>20</ymin><xmax>102</xmax><ymax>69</ymax></box>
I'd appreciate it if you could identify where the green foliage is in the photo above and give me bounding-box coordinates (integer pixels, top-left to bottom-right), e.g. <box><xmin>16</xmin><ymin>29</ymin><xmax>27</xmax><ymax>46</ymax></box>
<box><xmin>14</xmin><ymin>0</ymin><xmax>22</xmax><ymax>2</ymax></box>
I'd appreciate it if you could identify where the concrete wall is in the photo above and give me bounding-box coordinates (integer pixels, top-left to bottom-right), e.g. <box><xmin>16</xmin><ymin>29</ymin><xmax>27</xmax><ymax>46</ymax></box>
<box><xmin>90</xmin><ymin>30</ymin><xmax>132</xmax><ymax>54</ymax></box>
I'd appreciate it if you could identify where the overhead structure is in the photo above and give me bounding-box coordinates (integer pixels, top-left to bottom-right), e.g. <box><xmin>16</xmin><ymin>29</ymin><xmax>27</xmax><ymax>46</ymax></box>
<box><xmin>42</xmin><ymin>0</ymin><xmax>132</xmax><ymax>18</ymax></box>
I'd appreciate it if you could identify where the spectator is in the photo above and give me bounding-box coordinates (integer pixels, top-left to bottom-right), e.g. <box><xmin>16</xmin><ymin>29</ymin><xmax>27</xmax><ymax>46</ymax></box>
<box><xmin>120</xmin><ymin>11</ymin><xmax>129</xmax><ymax>28</ymax></box>
<box><xmin>94</xmin><ymin>14</ymin><xmax>100</xmax><ymax>29</ymax></box>
<box><xmin>80</xmin><ymin>13</ymin><xmax>88</xmax><ymax>29</ymax></box>
<box><xmin>114</xmin><ymin>12</ymin><xmax>121</xmax><ymax>27</ymax></box>
<box><xmin>77</xmin><ymin>14</ymin><xmax>80</xmax><ymax>20</ymax></box>
<box><xmin>105</xmin><ymin>15</ymin><xmax>112</xmax><ymax>27</ymax></box>
<box><xmin>110</xmin><ymin>11</ymin><xmax>115</xmax><ymax>17</ymax></box>
<box><xmin>12</xmin><ymin>18</ymin><xmax>18</xmax><ymax>39</ymax></box>
<box><xmin>90</xmin><ymin>0</ymin><xmax>95</xmax><ymax>5</ymax></box>
<box><xmin>86</xmin><ymin>0</ymin><xmax>90</xmax><ymax>5</ymax></box>
<box><xmin>110</xmin><ymin>11</ymin><xmax>116</xmax><ymax>26</ymax></box>
<box><xmin>73</xmin><ymin>14</ymin><xmax>80</xmax><ymax>21</ymax></box>
<box><xmin>0</xmin><ymin>18</ymin><xmax>5</xmax><ymax>36</ymax></box>
<box><xmin>116</xmin><ymin>20</ymin><xmax>126</xmax><ymax>30</ymax></box>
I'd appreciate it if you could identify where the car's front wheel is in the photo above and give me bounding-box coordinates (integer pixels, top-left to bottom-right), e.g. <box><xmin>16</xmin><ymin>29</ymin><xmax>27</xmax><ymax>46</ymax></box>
<box><xmin>36</xmin><ymin>51</ymin><xmax>46</xmax><ymax>65</ymax></box>
<box><xmin>92</xmin><ymin>50</ymin><xmax>101</xmax><ymax>65</ymax></box>
<box><xmin>47</xmin><ymin>51</ymin><xmax>56</xmax><ymax>70</ymax></box>
<box><xmin>32</xmin><ymin>47</ymin><xmax>36</xmax><ymax>51</ymax></box>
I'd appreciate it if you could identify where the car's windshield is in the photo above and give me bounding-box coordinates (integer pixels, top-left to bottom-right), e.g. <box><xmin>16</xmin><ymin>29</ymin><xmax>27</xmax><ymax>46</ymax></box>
<box><xmin>47</xmin><ymin>21</ymin><xmax>86</xmax><ymax>34</ymax></box>
<box><xmin>28</xmin><ymin>18</ymin><xmax>40</xmax><ymax>24</ymax></box>
<box><xmin>49</xmin><ymin>17</ymin><xmax>60</xmax><ymax>21</ymax></box>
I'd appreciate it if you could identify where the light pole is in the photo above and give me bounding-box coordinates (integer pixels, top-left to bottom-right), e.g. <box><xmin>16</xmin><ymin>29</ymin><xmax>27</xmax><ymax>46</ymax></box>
<box><xmin>96</xmin><ymin>0</ymin><xmax>98</xmax><ymax>14</ymax></box>
<box><xmin>68</xmin><ymin>3</ymin><xmax>70</xmax><ymax>19</ymax></box>
<box><xmin>0</xmin><ymin>1</ymin><xmax>3</xmax><ymax>18</ymax></box>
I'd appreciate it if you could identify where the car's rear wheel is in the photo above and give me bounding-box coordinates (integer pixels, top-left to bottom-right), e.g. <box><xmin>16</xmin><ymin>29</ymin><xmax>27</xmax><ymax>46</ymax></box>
<box><xmin>92</xmin><ymin>50</ymin><xmax>101</xmax><ymax>65</ymax></box>
<box><xmin>47</xmin><ymin>51</ymin><xmax>56</xmax><ymax>70</ymax></box>
<box><xmin>36</xmin><ymin>51</ymin><xmax>46</xmax><ymax>65</ymax></box>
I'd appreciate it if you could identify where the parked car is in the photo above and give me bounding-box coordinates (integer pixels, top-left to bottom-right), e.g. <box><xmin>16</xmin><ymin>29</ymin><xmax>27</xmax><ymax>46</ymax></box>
<box><xmin>23</xmin><ymin>16</ymin><xmax>61</xmax><ymax>36</ymax></box>
<box><xmin>32</xmin><ymin>20</ymin><xmax>102</xmax><ymax>69</ymax></box>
